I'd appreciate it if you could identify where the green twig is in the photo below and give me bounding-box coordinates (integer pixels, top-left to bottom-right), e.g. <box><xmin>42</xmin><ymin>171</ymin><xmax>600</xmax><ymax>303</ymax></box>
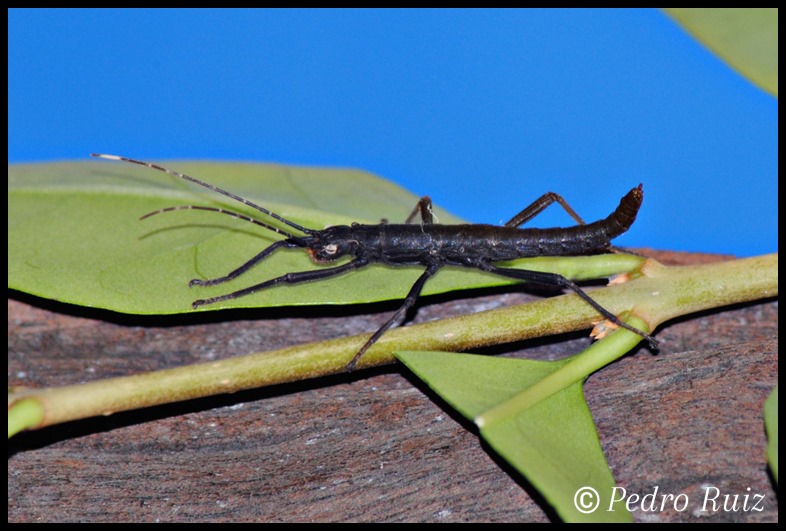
<box><xmin>8</xmin><ymin>253</ymin><xmax>777</xmax><ymax>437</ymax></box>
<box><xmin>475</xmin><ymin>315</ymin><xmax>650</xmax><ymax>428</ymax></box>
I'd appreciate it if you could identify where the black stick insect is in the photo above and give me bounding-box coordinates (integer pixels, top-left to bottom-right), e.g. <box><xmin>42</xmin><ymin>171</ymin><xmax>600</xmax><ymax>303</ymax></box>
<box><xmin>92</xmin><ymin>154</ymin><xmax>657</xmax><ymax>371</ymax></box>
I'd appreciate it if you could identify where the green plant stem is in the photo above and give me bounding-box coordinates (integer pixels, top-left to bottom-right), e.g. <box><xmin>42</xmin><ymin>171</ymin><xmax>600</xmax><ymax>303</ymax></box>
<box><xmin>8</xmin><ymin>253</ymin><xmax>777</xmax><ymax>435</ymax></box>
<box><xmin>475</xmin><ymin>315</ymin><xmax>650</xmax><ymax>428</ymax></box>
<box><xmin>7</xmin><ymin>397</ymin><xmax>45</xmax><ymax>438</ymax></box>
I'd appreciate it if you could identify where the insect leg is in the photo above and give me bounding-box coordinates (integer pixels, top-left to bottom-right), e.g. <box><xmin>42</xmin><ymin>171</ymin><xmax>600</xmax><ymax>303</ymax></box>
<box><xmin>192</xmin><ymin>258</ymin><xmax>369</xmax><ymax>308</ymax></box>
<box><xmin>504</xmin><ymin>192</ymin><xmax>587</xmax><ymax>228</ymax></box>
<box><xmin>190</xmin><ymin>239</ymin><xmax>301</xmax><ymax>287</ymax></box>
<box><xmin>346</xmin><ymin>262</ymin><xmax>442</xmax><ymax>372</ymax></box>
<box><xmin>477</xmin><ymin>261</ymin><xmax>658</xmax><ymax>348</ymax></box>
<box><xmin>404</xmin><ymin>196</ymin><xmax>435</xmax><ymax>224</ymax></box>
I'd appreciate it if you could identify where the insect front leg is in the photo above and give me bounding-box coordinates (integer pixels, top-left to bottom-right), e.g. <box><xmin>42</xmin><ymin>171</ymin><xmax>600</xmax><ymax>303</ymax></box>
<box><xmin>504</xmin><ymin>192</ymin><xmax>587</xmax><ymax>228</ymax></box>
<box><xmin>190</xmin><ymin>239</ymin><xmax>300</xmax><ymax>287</ymax></box>
<box><xmin>477</xmin><ymin>261</ymin><xmax>658</xmax><ymax>349</ymax></box>
<box><xmin>192</xmin><ymin>258</ymin><xmax>369</xmax><ymax>308</ymax></box>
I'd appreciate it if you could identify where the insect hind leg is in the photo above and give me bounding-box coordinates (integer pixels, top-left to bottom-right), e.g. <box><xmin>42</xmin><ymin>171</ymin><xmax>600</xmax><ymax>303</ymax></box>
<box><xmin>477</xmin><ymin>261</ymin><xmax>658</xmax><ymax>349</ymax></box>
<box><xmin>504</xmin><ymin>192</ymin><xmax>587</xmax><ymax>228</ymax></box>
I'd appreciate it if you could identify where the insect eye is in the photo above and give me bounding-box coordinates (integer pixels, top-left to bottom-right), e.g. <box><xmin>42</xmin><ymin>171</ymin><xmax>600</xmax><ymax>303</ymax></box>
<box><xmin>324</xmin><ymin>244</ymin><xmax>338</xmax><ymax>255</ymax></box>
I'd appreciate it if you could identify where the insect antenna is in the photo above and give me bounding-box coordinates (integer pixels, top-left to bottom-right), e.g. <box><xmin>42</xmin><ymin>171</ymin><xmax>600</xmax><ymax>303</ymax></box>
<box><xmin>140</xmin><ymin>205</ymin><xmax>301</xmax><ymax>239</ymax></box>
<box><xmin>91</xmin><ymin>153</ymin><xmax>318</xmax><ymax>236</ymax></box>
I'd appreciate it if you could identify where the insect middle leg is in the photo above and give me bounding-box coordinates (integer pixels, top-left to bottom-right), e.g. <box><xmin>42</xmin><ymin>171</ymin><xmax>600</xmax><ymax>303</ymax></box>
<box><xmin>404</xmin><ymin>196</ymin><xmax>435</xmax><ymax>224</ymax></box>
<box><xmin>346</xmin><ymin>262</ymin><xmax>442</xmax><ymax>371</ymax></box>
<box><xmin>477</xmin><ymin>260</ymin><xmax>658</xmax><ymax>348</ymax></box>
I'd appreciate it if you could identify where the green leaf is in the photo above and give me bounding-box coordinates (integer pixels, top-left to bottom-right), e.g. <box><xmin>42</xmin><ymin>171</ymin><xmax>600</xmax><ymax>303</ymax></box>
<box><xmin>7</xmin><ymin>159</ymin><xmax>460</xmax><ymax>314</ymax></box>
<box><xmin>9</xmin><ymin>160</ymin><xmax>643</xmax><ymax>315</ymax></box>
<box><xmin>396</xmin><ymin>351</ymin><xmax>632</xmax><ymax>522</ymax></box>
<box><xmin>764</xmin><ymin>385</ymin><xmax>778</xmax><ymax>484</ymax></box>
<box><xmin>665</xmin><ymin>8</ymin><xmax>778</xmax><ymax>96</ymax></box>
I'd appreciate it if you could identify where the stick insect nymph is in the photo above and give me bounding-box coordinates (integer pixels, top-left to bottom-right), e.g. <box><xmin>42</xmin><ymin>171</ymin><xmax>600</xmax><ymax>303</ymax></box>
<box><xmin>92</xmin><ymin>154</ymin><xmax>657</xmax><ymax>371</ymax></box>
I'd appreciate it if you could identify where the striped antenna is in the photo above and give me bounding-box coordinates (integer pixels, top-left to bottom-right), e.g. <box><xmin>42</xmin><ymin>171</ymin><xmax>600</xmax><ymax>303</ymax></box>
<box><xmin>139</xmin><ymin>205</ymin><xmax>300</xmax><ymax>239</ymax></box>
<box><xmin>91</xmin><ymin>153</ymin><xmax>317</xmax><ymax>236</ymax></box>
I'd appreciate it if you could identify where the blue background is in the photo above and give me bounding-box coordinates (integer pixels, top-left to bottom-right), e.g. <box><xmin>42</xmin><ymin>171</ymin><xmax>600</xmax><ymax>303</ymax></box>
<box><xmin>9</xmin><ymin>9</ymin><xmax>777</xmax><ymax>257</ymax></box>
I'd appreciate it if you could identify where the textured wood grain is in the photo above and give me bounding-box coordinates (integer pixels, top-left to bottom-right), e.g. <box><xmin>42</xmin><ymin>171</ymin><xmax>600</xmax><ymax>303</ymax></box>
<box><xmin>8</xmin><ymin>250</ymin><xmax>778</xmax><ymax>522</ymax></box>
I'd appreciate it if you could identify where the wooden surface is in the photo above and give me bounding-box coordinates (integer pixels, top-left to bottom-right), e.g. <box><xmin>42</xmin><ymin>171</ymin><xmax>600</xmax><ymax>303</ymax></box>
<box><xmin>8</xmin><ymin>250</ymin><xmax>778</xmax><ymax>522</ymax></box>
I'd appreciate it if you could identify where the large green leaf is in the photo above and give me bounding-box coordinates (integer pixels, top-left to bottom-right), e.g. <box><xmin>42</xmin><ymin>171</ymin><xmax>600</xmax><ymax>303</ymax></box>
<box><xmin>9</xmin><ymin>160</ymin><xmax>641</xmax><ymax>315</ymax></box>
<box><xmin>10</xmin><ymin>160</ymin><xmax>444</xmax><ymax>313</ymax></box>
<box><xmin>665</xmin><ymin>8</ymin><xmax>778</xmax><ymax>96</ymax></box>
